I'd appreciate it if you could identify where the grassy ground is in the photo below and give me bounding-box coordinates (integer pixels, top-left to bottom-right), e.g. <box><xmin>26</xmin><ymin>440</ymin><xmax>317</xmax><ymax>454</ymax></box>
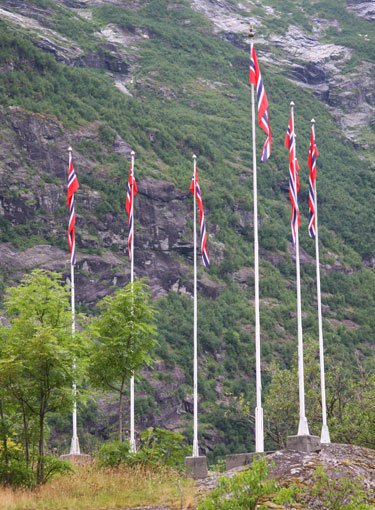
<box><xmin>0</xmin><ymin>464</ymin><xmax>198</xmax><ymax>510</ymax></box>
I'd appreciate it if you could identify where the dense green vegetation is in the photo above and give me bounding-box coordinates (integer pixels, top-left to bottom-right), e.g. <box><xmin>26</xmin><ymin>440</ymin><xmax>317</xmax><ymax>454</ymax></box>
<box><xmin>0</xmin><ymin>0</ymin><xmax>375</xmax><ymax>461</ymax></box>
<box><xmin>0</xmin><ymin>271</ymin><xmax>157</xmax><ymax>486</ymax></box>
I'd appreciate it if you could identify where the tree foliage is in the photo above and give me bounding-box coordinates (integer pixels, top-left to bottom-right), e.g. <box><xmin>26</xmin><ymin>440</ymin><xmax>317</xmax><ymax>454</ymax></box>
<box><xmin>0</xmin><ymin>270</ymin><xmax>85</xmax><ymax>484</ymax></box>
<box><xmin>88</xmin><ymin>280</ymin><xmax>157</xmax><ymax>441</ymax></box>
<box><xmin>262</xmin><ymin>339</ymin><xmax>375</xmax><ymax>450</ymax></box>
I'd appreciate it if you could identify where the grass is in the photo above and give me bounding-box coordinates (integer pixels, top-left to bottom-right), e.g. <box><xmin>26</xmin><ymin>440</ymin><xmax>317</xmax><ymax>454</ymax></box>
<box><xmin>0</xmin><ymin>463</ymin><xmax>198</xmax><ymax>510</ymax></box>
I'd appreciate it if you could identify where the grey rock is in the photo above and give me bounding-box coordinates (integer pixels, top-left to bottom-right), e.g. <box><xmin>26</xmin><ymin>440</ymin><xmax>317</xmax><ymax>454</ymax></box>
<box><xmin>73</xmin><ymin>50</ymin><xmax>130</xmax><ymax>73</ymax></box>
<box><xmin>347</xmin><ymin>1</ymin><xmax>375</xmax><ymax>21</ymax></box>
<box><xmin>288</xmin><ymin>244</ymin><xmax>314</xmax><ymax>265</ymax></box>
<box><xmin>198</xmin><ymin>444</ymin><xmax>375</xmax><ymax>506</ymax></box>
<box><xmin>233</xmin><ymin>266</ymin><xmax>255</xmax><ymax>286</ymax></box>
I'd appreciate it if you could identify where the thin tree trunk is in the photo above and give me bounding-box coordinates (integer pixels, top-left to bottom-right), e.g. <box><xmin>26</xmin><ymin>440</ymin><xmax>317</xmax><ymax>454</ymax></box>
<box><xmin>0</xmin><ymin>401</ymin><xmax>9</xmax><ymax>466</ymax></box>
<box><xmin>37</xmin><ymin>395</ymin><xmax>46</xmax><ymax>485</ymax></box>
<box><xmin>21</xmin><ymin>402</ymin><xmax>30</xmax><ymax>467</ymax></box>
<box><xmin>118</xmin><ymin>376</ymin><xmax>126</xmax><ymax>442</ymax></box>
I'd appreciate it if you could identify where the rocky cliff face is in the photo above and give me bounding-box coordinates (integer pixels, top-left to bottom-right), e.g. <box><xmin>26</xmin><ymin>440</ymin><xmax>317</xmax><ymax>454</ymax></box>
<box><xmin>0</xmin><ymin>104</ymin><xmax>212</xmax><ymax>302</ymax></box>
<box><xmin>0</xmin><ymin>0</ymin><xmax>374</xmax><ymax>454</ymax></box>
<box><xmin>192</xmin><ymin>0</ymin><xmax>375</xmax><ymax>151</ymax></box>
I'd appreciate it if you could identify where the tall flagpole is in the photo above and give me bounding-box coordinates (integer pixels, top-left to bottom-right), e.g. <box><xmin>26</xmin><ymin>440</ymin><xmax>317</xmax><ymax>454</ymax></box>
<box><xmin>68</xmin><ymin>146</ymin><xmax>80</xmax><ymax>456</ymax></box>
<box><xmin>192</xmin><ymin>154</ymin><xmax>199</xmax><ymax>458</ymax></box>
<box><xmin>311</xmin><ymin>119</ymin><xmax>330</xmax><ymax>444</ymax></box>
<box><xmin>291</xmin><ymin>103</ymin><xmax>309</xmax><ymax>436</ymax></box>
<box><xmin>250</xmin><ymin>25</ymin><xmax>264</xmax><ymax>453</ymax></box>
<box><xmin>130</xmin><ymin>150</ymin><xmax>136</xmax><ymax>454</ymax></box>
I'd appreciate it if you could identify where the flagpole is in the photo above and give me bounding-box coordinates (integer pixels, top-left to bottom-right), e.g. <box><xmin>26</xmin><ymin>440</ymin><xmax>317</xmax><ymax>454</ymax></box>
<box><xmin>291</xmin><ymin>103</ymin><xmax>309</xmax><ymax>436</ymax></box>
<box><xmin>250</xmin><ymin>25</ymin><xmax>264</xmax><ymax>454</ymax></box>
<box><xmin>130</xmin><ymin>150</ymin><xmax>136</xmax><ymax>454</ymax></box>
<box><xmin>68</xmin><ymin>146</ymin><xmax>80</xmax><ymax>456</ymax></box>
<box><xmin>192</xmin><ymin>154</ymin><xmax>199</xmax><ymax>458</ymax></box>
<box><xmin>311</xmin><ymin>120</ymin><xmax>330</xmax><ymax>444</ymax></box>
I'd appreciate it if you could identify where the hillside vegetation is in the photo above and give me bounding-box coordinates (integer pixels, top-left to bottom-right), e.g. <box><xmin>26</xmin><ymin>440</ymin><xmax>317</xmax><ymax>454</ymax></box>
<box><xmin>0</xmin><ymin>0</ymin><xmax>375</xmax><ymax>461</ymax></box>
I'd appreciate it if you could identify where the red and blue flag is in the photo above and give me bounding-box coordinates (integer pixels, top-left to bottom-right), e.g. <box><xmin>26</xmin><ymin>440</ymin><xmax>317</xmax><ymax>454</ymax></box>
<box><xmin>126</xmin><ymin>162</ymin><xmax>138</xmax><ymax>261</ymax></box>
<box><xmin>249</xmin><ymin>45</ymin><xmax>271</xmax><ymax>161</ymax></box>
<box><xmin>67</xmin><ymin>157</ymin><xmax>79</xmax><ymax>265</ymax></box>
<box><xmin>308</xmin><ymin>125</ymin><xmax>319</xmax><ymax>239</ymax></box>
<box><xmin>190</xmin><ymin>167</ymin><xmax>209</xmax><ymax>268</ymax></box>
<box><xmin>285</xmin><ymin>114</ymin><xmax>300</xmax><ymax>246</ymax></box>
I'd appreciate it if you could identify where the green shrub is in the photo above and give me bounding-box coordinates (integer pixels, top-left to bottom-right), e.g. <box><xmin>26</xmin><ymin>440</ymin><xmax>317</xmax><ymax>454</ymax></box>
<box><xmin>98</xmin><ymin>428</ymin><xmax>190</xmax><ymax>470</ymax></box>
<box><xmin>38</xmin><ymin>455</ymin><xmax>74</xmax><ymax>485</ymax></box>
<box><xmin>311</xmin><ymin>465</ymin><xmax>374</xmax><ymax>510</ymax></box>
<box><xmin>198</xmin><ymin>456</ymin><xmax>277</xmax><ymax>510</ymax></box>
<box><xmin>137</xmin><ymin>427</ymin><xmax>190</xmax><ymax>468</ymax></box>
<box><xmin>0</xmin><ymin>457</ymin><xmax>35</xmax><ymax>488</ymax></box>
<box><xmin>98</xmin><ymin>440</ymin><xmax>132</xmax><ymax>468</ymax></box>
<box><xmin>0</xmin><ymin>452</ymin><xmax>71</xmax><ymax>487</ymax></box>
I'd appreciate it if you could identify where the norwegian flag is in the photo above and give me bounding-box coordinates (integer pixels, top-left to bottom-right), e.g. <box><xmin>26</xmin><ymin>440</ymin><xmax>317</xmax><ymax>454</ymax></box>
<box><xmin>308</xmin><ymin>125</ymin><xmax>319</xmax><ymax>239</ymax></box>
<box><xmin>190</xmin><ymin>167</ymin><xmax>210</xmax><ymax>268</ymax></box>
<box><xmin>285</xmin><ymin>114</ymin><xmax>300</xmax><ymax>246</ymax></box>
<box><xmin>125</xmin><ymin>161</ymin><xmax>138</xmax><ymax>261</ymax></box>
<box><xmin>249</xmin><ymin>45</ymin><xmax>271</xmax><ymax>161</ymax></box>
<box><xmin>67</xmin><ymin>156</ymin><xmax>79</xmax><ymax>265</ymax></box>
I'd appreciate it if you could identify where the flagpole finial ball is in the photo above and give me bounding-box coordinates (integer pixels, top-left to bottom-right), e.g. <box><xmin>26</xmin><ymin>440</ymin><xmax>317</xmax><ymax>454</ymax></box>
<box><xmin>131</xmin><ymin>150</ymin><xmax>135</xmax><ymax>156</ymax></box>
<box><xmin>311</xmin><ymin>118</ymin><xmax>315</xmax><ymax>124</ymax></box>
<box><xmin>290</xmin><ymin>101</ymin><xmax>295</xmax><ymax>107</ymax></box>
<box><xmin>68</xmin><ymin>146</ymin><xmax>72</xmax><ymax>153</ymax></box>
<box><xmin>249</xmin><ymin>24</ymin><xmax>255</xmax><ymax>38</ymax></box>
<box><xmin>193</xmin><ymin>154</ymin><xmax>197</xmax><ymax>160</ymax></box>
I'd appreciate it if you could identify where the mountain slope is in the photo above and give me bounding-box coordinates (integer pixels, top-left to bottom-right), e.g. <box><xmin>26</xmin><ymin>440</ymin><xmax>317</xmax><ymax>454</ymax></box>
<box><xmin>0</xmin><ymin>0</ymin><xmax>375</xmax><ymax>458</ymax></box>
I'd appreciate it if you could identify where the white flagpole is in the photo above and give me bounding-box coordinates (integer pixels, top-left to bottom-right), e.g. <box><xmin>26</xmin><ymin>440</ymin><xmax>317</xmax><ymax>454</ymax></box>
<box><xmin>68</xmin><ymin>146</ymin><xmax>80</xmax><ymax>456</ymax></box>
<box><xmin>192</xmin><ymin>154</ymin><xmax>199</xmax><ymax>458</ymax></box>
<box><xmin>250</xmin><ymin>26</ymin><xmax>264</xmax><ymax>453</ymax></box>
<box><xmin>291</xmin><ymin>103</ymin><xmax>309</xmax><ymax>436</ymax></box>
<box><xmin>130</xmin><ymin>150</ymin><xmax>136</xmax><ymax>453</ymax></box>
<box><xmin>311</xmin><ymin>119</ymin><xmax>330</xmax><ymax>444</ymax></box>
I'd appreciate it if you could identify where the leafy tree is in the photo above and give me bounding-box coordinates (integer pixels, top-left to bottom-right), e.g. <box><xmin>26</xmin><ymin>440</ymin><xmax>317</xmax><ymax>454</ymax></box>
<box><xmin>0</xmin><ymin>270</ymin><xmax>85</xmax><ymax>484</ymax></box>
<box><xmin>331</xmin><ymin>367</ymin><xmax>375</xmax><ymax>449</ymax></box>
<box><xmin>228</xmin><ymin>338</ymin><xmax>357</xmax><ymax>449</ymax></box>
<box><xmin>88</xmin><ymin>280</ymin><xmax>157</xmax><ymax>442</ymax></box>
<box><xmin>256</xmin><ymin>339</ymin><xmax>375</xmax><ymax>450</ymax></box>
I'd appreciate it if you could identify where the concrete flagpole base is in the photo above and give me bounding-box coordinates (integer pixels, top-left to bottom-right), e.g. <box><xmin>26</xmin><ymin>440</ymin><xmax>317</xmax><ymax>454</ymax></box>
<box><xmin>286</xmin><ymin>434</ymin><xmax>321</xmax><ymax>453</ymax></box>
<box><xmin>185</xmin><ymin>456</ymin><xmax>208</xmax><ymax>479</ymax></box>
<box><xmin>60</xmin><ymin>453</ymin><xmax>92</xmax><ymax>465</ymax></box>
<box><xmin>225</xmin><ymin>451</ymin><xmax>273</xmax><ymax>471</ymax></box>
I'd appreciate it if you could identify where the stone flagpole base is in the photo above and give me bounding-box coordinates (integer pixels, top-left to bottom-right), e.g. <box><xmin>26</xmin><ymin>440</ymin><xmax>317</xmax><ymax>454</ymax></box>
<box><xmin>60</xmin><ymin>453</ymin><xmax>92</xmax><ymax>465</ymax></box>
<box><xmin>185</xmin><ymin>456</ymin><xmax>208</xmax><ymax>479</ymax></box>
<box><xmin>286</xmin><ymin>435</ymin><xmax>320</xmax><ymax>453</ymax></box>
